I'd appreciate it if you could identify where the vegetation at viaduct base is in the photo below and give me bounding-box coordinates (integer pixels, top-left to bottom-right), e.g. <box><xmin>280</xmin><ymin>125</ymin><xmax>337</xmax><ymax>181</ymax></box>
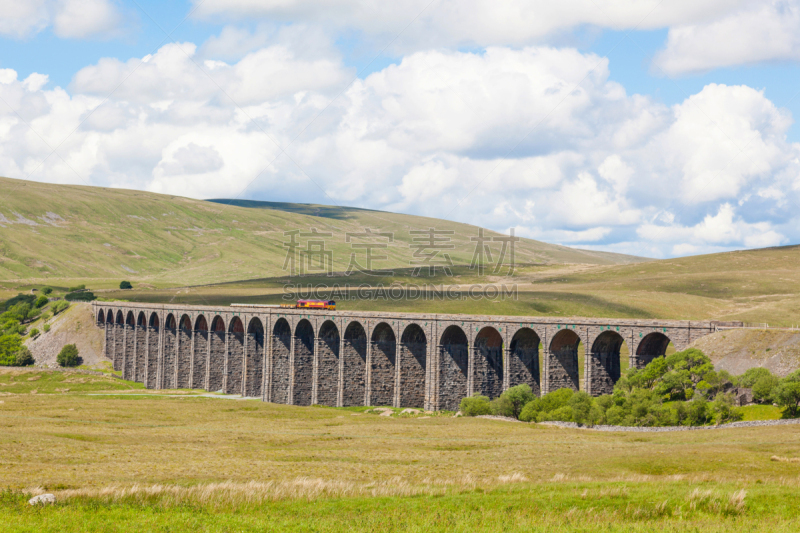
<box><xmin>462</xmin><ymin>348</ymin><xmax>800</xmax><ymax>426</ymax></box>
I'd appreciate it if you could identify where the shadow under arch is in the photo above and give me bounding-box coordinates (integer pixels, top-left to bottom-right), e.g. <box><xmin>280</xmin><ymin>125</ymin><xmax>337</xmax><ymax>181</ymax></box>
<box><xmin>400</xmin><ymin>324</ymin><xmax>427</xmax><ymax>408</ymax></box>
<box><xmin>474</xmin><ymin>326</ymin><xmax>503</xmax><ymax>399</ymax></box>
<box><xmin>145</xmin><ymin>312</ymin><xmax>160</xmax><ymax>389</ymax></box>
<box><xmin>342</xmin><ymin>321</ymin><xmax>367</xmax><ymax>407</ymax></box>
<box><xmin>636</xmin><ymin>332</ymin><xmax>671</xmax><ymax>369</ymax></box>
<box><xmin>316</xmin><ymin>320</ymin><xmax>340</xmax><ymax>406</ymax></box>
<box><xmin>207</xmin><ymin>316</ymin><xmax>226</xmax><ymax>392</ymax></box>
<box><xmin>293</xmin><ymin>319</ymin><xmax>314</xmax><ymax>406</ymax></box>
<box><xmin>589</xmin><ymin>331</ymin><xmax>626</xmax><ymax>395</ymax></box>
<box><xmin>508</xmin><ymin>328</ymin><xmax>540</xmax><ymax>395</ymax></box>
<box><xmin>439</xmin><ymin>325</ymin><xmax>468</xmax><ymax>411</ymax></box>
<box><xmin>192</xmin><ymin>315</ymin><xmax>209</xmax><ymax>390</ymax></box>
<box><xmin>225</xmin><ymin>317</ymin><xmax>245</xmax><ymax>395</ymax></box>
<box><xmin>176</xmin><ymin>315</ymin><xmax>193</xmax><ymax>389</ymax></box>
<box><xmin>370</xmin><ymin>322</ymin><xmax>396</xmax><ymax>406</ymax></box>
<box><xmin>162</xmin><ymin>313</ymin><xmax>178</xmax><ymax>389</ymax></box>
<box><xmin>548</xmin><ymin>329</ymin><xmax>580</xmax><ymax>392</ymax></box>
<box><xmin>245</xmin><ymin>317</ymin><xmax>264</xmax><ymax>397</ymax></box>
<box><xmin>270</xmin><ymin>318</ymin><xmax>292</xmax><ymax>404</ymax></box>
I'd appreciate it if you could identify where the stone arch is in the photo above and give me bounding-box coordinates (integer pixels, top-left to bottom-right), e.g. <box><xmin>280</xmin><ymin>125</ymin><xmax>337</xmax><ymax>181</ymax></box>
<box><xmin>636</xmin><ymin>332</ymin><xmax>671</xmax><ymax>369</ymax></box>
<box><xmin>174</xmin><ymin>315</ymin><xmax>191</xmax><ymax>389</ymax></box>
<box><xmin>162</xmin><ymin>313</ymin><xmax>177</xmax><ymax>389</ymax></box>
<box><xmin>473</xmin><ymin>326</ymin><xmax>503</xmax><ymax>399</ymax></box>
<box><xmin>134</xmin><ymin>312</ymin><xmax>146</xmax><ymax>383</ymax></box>
<box><xmin>270</xmin><ymin>318</ymin><xmax>292</xmax><ymax>404</ymax></box>
<box><xmin>97</xmin><ymin>309</ymin><xmax>105</xmax><ymax>326</ymax></box>
<box><xmin>293</xmin><ymin>319</ymin><xmax>315</xmax><ymax>406</ymax></box>
<box><xmin>316</xmin><ymin>320</ymin><xmax>340</xmax><ymax>406</ymax></box>
<box><xmin>245</xmin><ymin>317</ymin><xmax>264</xmax><ymax>397</ymax></box>
<box><xmin>399</xmin><ymin>324</ymin><xmax>426</xmax><ymax>408</ymax></box>
<box><xmin>589</xmin><ymin>331</ymin><xmax>626</xmax><ymax>395</ymax></box>
<box><xmin>225</xmin><ymin>317</ymin><xmax>245</xmax><ymax>395</ymax></box>
<box><xmin>106</xmin><ymin>309</ymin><xmax>113</xmax><ymax>323</ymax></box>
<box><xmin>192</xmin><ymin>315</ymin><xmax>209</xmax><ymax>389</ymax></box>
<box><xmin>207</xmin><ymin>316</ymin><xmax>226</xmax><ymax>392</ymax></box>
<box><xmin>146</xmin><ymin>312</ymin><xmax>159</xmax><ymax>389</ymax></box>
<box><xmin>548</xmin><ymin>329</ymin><xmax>580</xmax><ymax>392</ymax></box>
<box><xmin>370</xmin><ymin>322</ymin><xmax>396</xmax><ymax>406</ymax></box>
<box><xmin>123</xmin><ymin>311</ymin><xmax>135</xmax><ymax>380</ymax></box>
<box><xmin>342</xmin><ymin>321</ymin><xmax>367</xmax><ymax>406</ymax></box>
<box><xmin>508</xmin><ymin>328</ymin><xmax>540</xmax><ymax>395</ymax></box>
<box><xmin>439</xmin><ymin>325</ymin><xmax>468</xmax><ymax>411</ymax></box>
<box><xmin>116</xmin><ymin>310</ymin><xmax>124</xmax><ymax>324</ymax></box>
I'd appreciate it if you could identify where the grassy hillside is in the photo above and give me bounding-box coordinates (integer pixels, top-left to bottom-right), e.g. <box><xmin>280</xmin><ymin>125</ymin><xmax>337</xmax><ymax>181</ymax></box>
<box><xmin>0</xmin><ymin>177</ymin><xmax>643</xmax><ymax>287</ymax></box>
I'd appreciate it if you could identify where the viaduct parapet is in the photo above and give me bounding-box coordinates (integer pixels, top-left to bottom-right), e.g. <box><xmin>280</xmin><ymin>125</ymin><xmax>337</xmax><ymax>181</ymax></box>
<box><xmin>92</xmin><ymin>302</ymin><xmax>721</xmax><ymax>411</ymax></box>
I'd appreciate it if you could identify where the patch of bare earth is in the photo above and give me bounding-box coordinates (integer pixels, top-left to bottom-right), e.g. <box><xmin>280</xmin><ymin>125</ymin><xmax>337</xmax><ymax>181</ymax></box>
<box><xmin>691</xmin><ymin>328</ymin><xmax>800</xmax><ymax>377</ymax></box>
<box><xmin>24</xmin><ymin>302</ymin><xmax>107</xmax><ymax>368</ymax></box>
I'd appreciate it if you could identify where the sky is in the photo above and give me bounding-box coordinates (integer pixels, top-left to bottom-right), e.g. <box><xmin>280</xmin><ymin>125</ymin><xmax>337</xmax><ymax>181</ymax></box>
<box><xmin>1</xmin><ymin>1</ymin><xmax>799</xmax><ymax>259</ymax></box>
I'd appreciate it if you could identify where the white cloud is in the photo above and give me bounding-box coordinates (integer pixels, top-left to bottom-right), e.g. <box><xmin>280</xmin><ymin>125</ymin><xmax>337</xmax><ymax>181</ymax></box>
<box><xmin>0</xmin><ymin>42</ymin><xmax>798</xmax><ymax>258</ymax></box>
<box><xmin>654</xmin><ymin>0</ymin><xmax>800</xmax><ymax>75</ymax></box>
<box><xmin>0</xmin><ymin>0</ymin><xmax>120</xmax><ymax>39</ymax></box>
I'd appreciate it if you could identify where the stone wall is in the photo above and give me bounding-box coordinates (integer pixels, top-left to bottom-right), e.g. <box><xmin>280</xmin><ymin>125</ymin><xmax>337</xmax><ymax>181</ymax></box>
<box><xmin>94</xmin><ymin>302</ymin><xmax>719</xmax><ymax>411</ymax></box>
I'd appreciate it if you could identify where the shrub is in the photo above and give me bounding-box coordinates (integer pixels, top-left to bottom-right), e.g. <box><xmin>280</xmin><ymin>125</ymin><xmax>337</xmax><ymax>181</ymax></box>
<box><xmin>460</xmin><ymin>394</ymin><xmax>493</xmax><ymax>416</ymax></box>
<box><xmin>52</xmin><ymin>301</ymin><xmax>70</xmax><ymax>314</ymax></box>
<box><xmin>0</xmin><ymin>334</ymin><xmax>22</xmax><ymax>366</ymax></box>
<box><xmin>519</xmin><ymin>388</ymin><xmax>574</xmax><ymax>422</ymax></box>
<box><xmin>569</xmin><ymin>391</ymin><xmax>593</xmax><ymax>425</ymax></box>
<box><xmin>119</xmin><ymin>281</ymin><xmax>133</xmax><ymax>290</ymax></box>
<box><xmin>28</xmin><ymin>328</ymin><xmax>39</xmax><ymax>338</ymax></box>
<box><xmin>65</xmin><ymin>291</ymin><xmax>95</xmax><ymax>302</ymax></box>
<box><xmin>752</xmin><ymin>374</ymin><xmax>780</xmax><ymax>403</ymax></box>
<box><xmin>2</xmin><ymin>294</ymin><xmax>35</xmax><ymax>311</ymax></box>
<box><xmin>492</xmin><ymin>384</ymin><xmax>535</xmax><ymax>419</ymax></box>
<box><xmin>686</xmin><ymin>396</ymin><xmax>711</xmax><ymax>426</ymax></box>
<box><xmin>774</xmin><ymin>372</ymin><xmax>800</xmax><ymax>417</ymax></box>
<box><xmin>67</xmin><ymin>284</ymin><xmax>86</xmax><ymax>292</ymax></box>
<box><xmin>57</xmin><ymin>344</ymin><xmax>80</xmax><ymax>367</ymax></box>
<box><xmin>14</xmin><ymin>346</ymin><xmax>34</xmax><ymax>366</ymax></box>
<box><xmin>711</xmin><ymin>392</ymin><xmax>743</xmax><ymax>424</ymax></box>
<box><xmin>41</xmin><ymin>287</ymin><xmax>53</xmax><ymax>296</ymax></box>
<box><xmin>34</xmin><ymin>295</ymin><xmax>49</xmax><ymax>308</ymax></box>
<box><xmin>43</xmin><ymin>323</ymin><xmax>50</xmax><ymax>333</ymax></box>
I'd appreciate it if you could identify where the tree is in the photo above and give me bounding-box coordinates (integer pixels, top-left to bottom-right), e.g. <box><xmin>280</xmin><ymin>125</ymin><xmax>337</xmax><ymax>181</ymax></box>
<box><xmin>711</xmin><ymin>392</ymin><xmax>742</xmax><ymax>424</ymax></box>
<box><xmin>569</xmin><ymin>391</ymin><xmax>593</xmax><ymax>425</ymax></box>
<box><xmin>28</xmin><ymin>328</ymin><xmax>39</xmax><ymax>338</ymax></box>
<box><xmin>0</xmin><ymin>334</ymin><xmax>22</xmax><ymax>366</ymax></box>
<box><xmin>41</xmin><ymin>287</ymin><xmax>53</xmax><ymax>296</ymax></box>
<box><xmin>774</xmin><ymin>374</ymin><xmax>800</xmax><ymax>417</ymax></box>
<box><xmin>686</xmin><ymin>396</ymin><xmax>711</xmax><ymax>426</ymax></box>
<box><xmin>492</xmin><ymin>384</ymin><xmax>535</xmax><ymax>419</ymax></box>
<box><xmin>34</xmin><ymin>295</ymin><xmax>48</xmax><ymax>308</ymax></box>
<box><xmin>460</xmin><ymin>394</ymin><xmax>493</xmax><ymax>416</ymax></box>
<box><xmin>57</xmin><ymin>344</ymin><xmax>80</xmax><ymax>367</ymax></box>
<box><xmin>119</xmin><ymin>281</ymin><xmax>133</xmax><ymax>290</ymax></box>
<box><xmin>752</xmin><ymin>374</ymin><xmax>780</xmax><ymax>403</ymax></box>
<box><xmin>14</xmin><ymin>346</ymin><xmax>34</xmax><ymax>366</ymax></box>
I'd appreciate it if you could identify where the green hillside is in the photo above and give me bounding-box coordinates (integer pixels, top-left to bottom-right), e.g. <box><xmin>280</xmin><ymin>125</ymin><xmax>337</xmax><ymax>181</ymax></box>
<box><xmin>0</xmin><ymin>177</ymin><xmax>644</xmax><ymax>286</ymax></box>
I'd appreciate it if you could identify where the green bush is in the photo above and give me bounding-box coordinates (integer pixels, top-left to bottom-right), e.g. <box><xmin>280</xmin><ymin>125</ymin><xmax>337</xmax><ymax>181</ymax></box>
<box><xmin>43</xmin><ymin>323</ymin><xmax>50</xmax><ymax>333</ymax></box>
<box><xmin>57</xmin><ymin>344</ymin><xmax>80</xmax><ymax>367</ymax></box>
<box><xmin>460</xmin><ymin>394</ymin><xmax>493</xmax><ymax>416</ymax></box>
<box><xmin>0</xmin><ymin>334</ymin><xmax>23</xmax><ymax>366</ymax></box>
<box><xmin>752</xmin><ymin>374</ymin><xmax>780</xmax><ymax>403</ymax></box>
<box><xmin>67</xmin><ymin>284</ymin><xmax>86</xmax><ymax>293</ymax></box>
<box><xmin>65</xmin><ymin>291</ymin><xmax>95</xmax><ymax>302</ymax></box>
<box><xmin>2</xmin><ymin>294</ymin><xmax>35</xmax><ymax>311</ymax></box>
<box><xmin>686</xmin><ymin>396</ymin><xmax>712</xmax><ymax>426</ymax></box>
<box><xmin>569</xmin><ymin>391</ymin><xmax>594</xmax><ymax>425</ymax></box>
<box><xmin>41</xmin><ymin>287</ymin><xmax>53</xmax><ymax>296</ymax></box>
<box><xmin>711</xmin><ymin>392</ymin><xmax>743</xmax><ymax>424</ymax></box>
<box><xmin>491</xmin><ymin>384</ymin><xmax>535</xmax><ymax>419</ymax></box>
<box><xmin>519</xmin><ymin>388</ymin><xmax>574</xmax><ymax>422</ymax></box>
<box><xmin>34</xmin><ymin>295</ymin><xmax>49</xmax><ymax>308</ymax></box>
<box><xmin>774</xmin><ymin>371</ymin><xmax>800</xmax><ymax>417</ymax></box>
<box><xmin>52</xmin><ymin>301</ymin><xmax>70</xmax><ymax>314</ymax></box>
<box><xmin>28</xmin><ymin>328</ymin><xmax>39</xmax><ymax>338</ymax></box>
<box><xmin>737</xmin><ymin>367</ymin><xmax>772</xmax><ymax>388</ymax></box>
<box><xmin>119</xmin><ymin>281</ymin><xmax>133</xmax><ymax>290</ymax></box>
<box><xmin>14</xmin><ymin>346</ymin><xmax>34</xmax><ymax>366</ymax></box>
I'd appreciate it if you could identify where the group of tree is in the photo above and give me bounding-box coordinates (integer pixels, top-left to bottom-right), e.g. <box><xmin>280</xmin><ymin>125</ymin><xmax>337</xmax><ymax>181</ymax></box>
<box><xmin>0</xmin><ymin>292</ymin><xmax>71</xmax><ymax>367</ymax></box>
<box><xmin>460</xmin><ymin>348</ymin><xmax>800</xmax><ymax>426</ymax></box>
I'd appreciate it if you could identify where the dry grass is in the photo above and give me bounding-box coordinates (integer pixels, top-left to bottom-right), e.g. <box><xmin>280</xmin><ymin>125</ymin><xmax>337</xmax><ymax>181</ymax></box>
<box><xmin>771</xmin><ymin>455</ymin><xmax>800</xmax><ymax>463</ymax></box>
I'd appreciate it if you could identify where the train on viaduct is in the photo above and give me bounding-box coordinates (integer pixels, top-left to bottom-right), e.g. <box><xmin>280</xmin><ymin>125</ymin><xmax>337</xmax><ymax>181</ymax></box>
<box><xmin>92</xmin><ymin>302</ymin><xmax>724</xmax><ymax>411</ymax></box>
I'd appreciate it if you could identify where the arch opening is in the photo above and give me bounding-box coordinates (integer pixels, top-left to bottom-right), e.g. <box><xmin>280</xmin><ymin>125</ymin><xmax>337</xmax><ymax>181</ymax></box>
<box><xmin>133</xmin><ymin>312</ymin><xmax>147</xmax><ymax>384</ymax></box>
<box><xmin>106</xmin><ymin>309</ymin><xmax>114</xmax><ymax>323</ymax></box>
<box><xmin>474</xmin><ymin>327</ymin><xmax>503</xmax><ymax>399</ymax></box>
<box><xmin>342</xmin><ymin>321</ymin><xmax>367</xmax><ymax>407</ymax></box>
<box><xmin>439</xmin><ymin>325</ymin><xmax>468</xmax><ymax>411</ymax></box>
<box><xmin>370</xmin><ymin>323</ymin><xmax>396</xmax><ymax>406</ymax></box>
<box><xmin>225</xmin><ymin>317</ymin><xmax>245</xmax><ymax>395</ymax></box>
<box><xmin>162</xmin><ymin>313</ymin><xmax>178</xmax><ymax>389</ymax></box>
<box><xmin>548</xmin><ymin>329</ymin><xmax>580</xmax><ymax>392</ymax></box>
<box><xmin>146</xmin><ymin>312</ymin><xmax>160</xmax><ymax>389</ymax></box>
<box><xmin>636</xmin><ymin>332</ymin><xmax>671</xmax><ymax>369</ymax></box>
<box><xmin>123</xmin><ymin>312</ymin><xmax>135</xmax><ymax>380</ymax></box>
<box><xmin>293</xmin><ymin>319</ymin><xmax>315</xmax><ymax>406</ymax></box>
<box><xmin>176</xmin><ymin>315</ymin><xmax>193</xmax><ymax>389</ymax></box>
<box><xmin>270</xmin><ymin>318</ymin><xmax>292</xmax><ymax>404</ymax></box>
<box><xmin>192</xmin><ymin>315</ymin><xmax>209</xmax><ymax>390</ymax></box>
<box><xmin>400</xmin><ymin>324</ymin><xmax>426</xmax><ymax>408</ymax></box>
<box><xmin>245</xmin><ymin>318</ymin><xmax>264</xmax><ymax>397</ymax></box>
<box><xmin>208</xmin><ymin>316</ymin><xmax>226</xmax><ymax>392</ymax></box>
<box><xmin>97</xmin><ymin>309</ymin><xmax>105</xmax><ymax>326</ymax></box>
<box><xmin>316</xmin><ymin>321</ymin><xmax>340</xmax><ymax>406</ymax></box>
<box><xmin>589</xmin><ymin>331</ymin><xmax>627</xmax><ymax>395</ymax></box>
<box><xmin>509</xmin><ymin>328</ymin><xmax>540</xmax><ymax>396</ymax></box>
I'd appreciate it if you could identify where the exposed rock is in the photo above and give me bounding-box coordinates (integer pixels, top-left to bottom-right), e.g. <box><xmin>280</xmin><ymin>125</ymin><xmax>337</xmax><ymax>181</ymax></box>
<box><xmin>692</xmin><ymin>329</ymin><xmax>800</xmax><ymax>377</ymax></box>
<box><xmin>379</xmin><ymin>410</ymin><xmax>393</xmax><ymax>417</ymax></box>
<box><xmin>24</xmin><ymin>303</ymin><xmax>107</xmax><ymax>368</ymax></box>
<box><xmin>400</xmin><ymin>408</ymin><xmax>421</xmax><ymax>415</ymax></box>
<box><xmin>28</xmin><ymin>494</ymin><xmax>56</xmax><ymax>505</ymax></box>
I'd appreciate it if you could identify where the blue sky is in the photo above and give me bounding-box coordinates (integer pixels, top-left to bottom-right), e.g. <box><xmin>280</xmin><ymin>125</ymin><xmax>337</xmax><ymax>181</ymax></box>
<box><xmin>0</xmin><ymin>0</ymin><xmax>799</xmax><ymax>258</ymax></box>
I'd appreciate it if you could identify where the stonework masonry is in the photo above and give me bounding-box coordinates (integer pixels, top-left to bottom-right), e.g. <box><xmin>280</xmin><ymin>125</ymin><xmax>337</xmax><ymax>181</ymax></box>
<box><xmin>93</xmin><ymin>302</ymin><xmax>725</xmax><ymax>411</ymax></box>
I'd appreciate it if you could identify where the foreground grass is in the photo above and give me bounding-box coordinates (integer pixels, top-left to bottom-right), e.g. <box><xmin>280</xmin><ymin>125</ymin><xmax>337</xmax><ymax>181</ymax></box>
<box><xmin>2</xmin><ymin>371</ymin><xmax>800</xmax><ymax>531</ymax></box>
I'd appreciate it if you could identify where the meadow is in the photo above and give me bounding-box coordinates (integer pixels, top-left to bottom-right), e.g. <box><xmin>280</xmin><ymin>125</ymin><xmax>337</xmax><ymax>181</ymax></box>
<box><xmin>2</xmin><ymin>369</ymin><xmax>800</xmax><ymax>531</ymax></box>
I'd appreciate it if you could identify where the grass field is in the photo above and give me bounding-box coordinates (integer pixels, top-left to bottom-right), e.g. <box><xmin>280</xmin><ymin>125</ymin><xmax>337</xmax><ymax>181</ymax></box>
<box><xmin>2</xmin><ymin>369</ymin><xmax>800</xmax><ymax>531</ymax></box>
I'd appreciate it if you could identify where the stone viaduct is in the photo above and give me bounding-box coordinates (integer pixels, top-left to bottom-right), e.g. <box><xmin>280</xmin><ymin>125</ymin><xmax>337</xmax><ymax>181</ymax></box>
<box><xmin>92</xmin><ymin>302</ymin><xmax>720</xmax><ymax>411</ymax></box>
